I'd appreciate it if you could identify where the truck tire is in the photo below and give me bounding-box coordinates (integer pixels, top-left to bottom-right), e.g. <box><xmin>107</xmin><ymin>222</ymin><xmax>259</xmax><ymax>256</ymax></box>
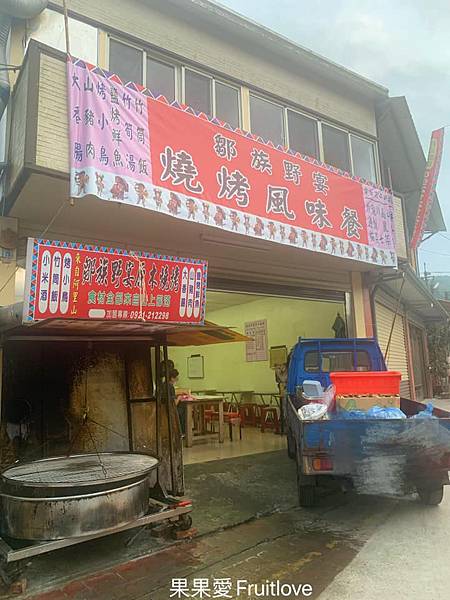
<box><xmin>298</xmin><ymin>484</ymin><xmax>316</xmax><ymax>507</ymax></box>
<box><xmin>287</xmin><ymin>428</ymin><xmax>296</xmax><ymax>459</ymax></box>
<box><xmin>417</xmin><ymin>485</ymin><xmax>444</xmax><ymax>506</ymax></box>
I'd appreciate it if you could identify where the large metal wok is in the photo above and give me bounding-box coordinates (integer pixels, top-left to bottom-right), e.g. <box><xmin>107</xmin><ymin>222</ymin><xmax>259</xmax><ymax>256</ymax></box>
<box><xmin>0</xmin><ymin>453</ymin><xmax>159</xmax><ymax>540</ymax></box>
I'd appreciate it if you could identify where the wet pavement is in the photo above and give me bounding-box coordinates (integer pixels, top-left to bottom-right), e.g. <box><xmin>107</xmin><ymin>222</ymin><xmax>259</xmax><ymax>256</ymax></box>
<box><xmin>1</xmin><ymin>449</ymin><xmax>448</xmax><ymax>599</ymax></box>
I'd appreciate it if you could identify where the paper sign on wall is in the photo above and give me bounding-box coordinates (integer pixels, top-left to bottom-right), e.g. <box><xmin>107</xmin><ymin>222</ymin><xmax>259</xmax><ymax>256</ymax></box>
<box><xmin>245</xmin><ymin>319</ymin><xmax>268</xmax><ymax>362</ymax></box>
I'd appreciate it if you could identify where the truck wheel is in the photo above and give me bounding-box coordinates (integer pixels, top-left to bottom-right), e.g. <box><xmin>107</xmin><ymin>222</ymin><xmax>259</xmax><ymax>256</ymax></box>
<box><xmin>287</xmin><ymin>428</ymin><xmax>296</xmax><ymax>459</ymax></box>
<box><xmin>298</xmin><ymin>485</ymin><xmax>316</xmax><ymax>507</ymax></box>
<box><xmin>417</xmin><ymin>485</ymin><xmax>444</xmax><ymax>506</ymax></box>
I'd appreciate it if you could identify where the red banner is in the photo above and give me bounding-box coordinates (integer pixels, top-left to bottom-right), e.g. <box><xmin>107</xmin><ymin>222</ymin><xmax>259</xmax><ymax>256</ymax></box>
<box><xmin>23</xmin><ymin>239</ymin><xmax>207</xmax><ymax>324</ymax></box>
<box><xmin>68</xmin><ymin>57</ymin><xmax>397</xmax><ymax>268</ymax></box>
<box><xmin>410</xmin><ymin>128</ymin><xmax>445</xmax><ymax>250</ymax></box>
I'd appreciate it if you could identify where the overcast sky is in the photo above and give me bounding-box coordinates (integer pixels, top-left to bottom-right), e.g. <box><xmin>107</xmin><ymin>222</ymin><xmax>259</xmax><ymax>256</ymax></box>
<box><xmin>220</xmin><ymin>0</ymin><xmax>450</xmax><ymax>274</ymax></box>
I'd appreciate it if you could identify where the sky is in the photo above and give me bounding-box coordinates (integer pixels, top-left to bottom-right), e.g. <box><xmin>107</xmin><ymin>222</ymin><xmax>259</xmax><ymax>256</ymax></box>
<box><xmin>220</xmin><ymin>0</ymin><xmax>450</xmax><ymax>274</ymax></box>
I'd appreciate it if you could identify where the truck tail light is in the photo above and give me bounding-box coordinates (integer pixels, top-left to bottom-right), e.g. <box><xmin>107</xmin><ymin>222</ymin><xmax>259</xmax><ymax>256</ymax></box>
<box><xmin>312</xmin><ymin>457</ymin><xmax>333</xmax><ymax>471</ymax></box>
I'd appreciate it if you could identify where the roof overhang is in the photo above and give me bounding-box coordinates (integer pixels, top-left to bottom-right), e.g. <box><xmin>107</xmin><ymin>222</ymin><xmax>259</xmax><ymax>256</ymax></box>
<box><xmin>377</xmin><ymin>96</ymin><xmax>446</xmax><ymax>235</ymax></box>
<box><xmin>372</xmin><ymin>264</ymin><xmax>449</xmax><ymax>324</ymax></box>
<box><xmin>0</xmin><ymin>305</ymin><xmax>249</xmax><ymax>345</ymax></box>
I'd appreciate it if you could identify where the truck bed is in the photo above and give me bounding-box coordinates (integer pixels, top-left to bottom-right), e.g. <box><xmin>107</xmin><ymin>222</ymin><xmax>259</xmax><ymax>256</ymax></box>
<box><xmin>287</xmin><ymin>397</ymin><xmax>450</xmax><ymax>497</ymax></box>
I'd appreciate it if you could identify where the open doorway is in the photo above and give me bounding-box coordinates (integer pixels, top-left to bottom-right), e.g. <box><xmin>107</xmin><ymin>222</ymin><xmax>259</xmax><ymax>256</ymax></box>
<box><xmin>169</xmin><ymin>289</ymin><xmax>347</xmax><ymax>464</ymax></box>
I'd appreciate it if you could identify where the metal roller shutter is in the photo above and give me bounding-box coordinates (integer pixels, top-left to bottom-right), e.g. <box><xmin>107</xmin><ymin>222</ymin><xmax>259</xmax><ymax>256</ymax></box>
<box><xmin>375</xmin><ymin>302</ymin><xmax>411</xmax><ymax>398</ymax></box>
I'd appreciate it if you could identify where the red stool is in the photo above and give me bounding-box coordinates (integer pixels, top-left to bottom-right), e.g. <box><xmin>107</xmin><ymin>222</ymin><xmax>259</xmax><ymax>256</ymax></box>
<box><xmin>260</xmin><ymin>406</ymin><xmax>280</xmax><ymax>434</ymax></box>
<box><xmin>239</xmin><ymin>402</ymin><xmax>261</xmax><ymax>427</ymax></box>
<box><xmin>206</xmin><ymin>403</ymin><xmax>242</xmax><ymax>440</ymax></box>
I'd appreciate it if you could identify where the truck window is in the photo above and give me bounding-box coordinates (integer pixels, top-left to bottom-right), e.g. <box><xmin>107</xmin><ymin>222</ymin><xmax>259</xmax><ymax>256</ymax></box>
<box><xmin>305</xmin><ymin>350</ymin><xmax>371</xmax><ymax>372</ymax></box>
<box><xmin>304</xmin><ymin>351</ymin><xmax>320</xmax><ymax>372</ymax></box>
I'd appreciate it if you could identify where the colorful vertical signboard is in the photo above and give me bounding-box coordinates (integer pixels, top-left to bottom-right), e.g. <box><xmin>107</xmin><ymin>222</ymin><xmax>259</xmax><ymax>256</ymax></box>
<box><xmin>410</xmin><ymin>128</ymin><xmax>445</xmax><ymax>250</ymax></box>
<box><xmin>23</xmin><ymin>238</ymin><xmax>207</xmax><ymax>324</ymax></box>
<box><xmin>68</xmin><ymin>56</ymin><xmax>397</xmax><ymax>268</ymax></box>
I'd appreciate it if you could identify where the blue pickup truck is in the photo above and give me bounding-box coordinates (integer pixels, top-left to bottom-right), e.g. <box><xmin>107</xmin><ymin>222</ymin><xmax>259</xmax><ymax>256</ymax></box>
<box><xmin>285</xmin><ymin>337</ymin><xmax>450</xmax><ymax>507</ymax></box>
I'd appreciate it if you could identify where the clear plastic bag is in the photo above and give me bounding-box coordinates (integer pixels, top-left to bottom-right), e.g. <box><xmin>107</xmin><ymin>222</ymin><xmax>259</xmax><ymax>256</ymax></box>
<box><xmin>298</xmin><ymin>403</ymin><xmax>328</xmax><ymax>420</ymax></box>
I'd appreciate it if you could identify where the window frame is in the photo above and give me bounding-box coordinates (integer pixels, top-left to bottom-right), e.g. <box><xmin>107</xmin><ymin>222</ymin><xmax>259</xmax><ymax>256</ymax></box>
<box><xmin>182</xmin><ymin>66</ymin><xmax>242</xmax><ymax>127</ymax></box>
<box><xmin>249</xmin><ymin>91</ymin><xmax>286</xmax><ymax>145</ymax></box>
<box><xmin>145</xmin><ymin>53</ymin><xmax>180</xmax><ymax>103</ymax></box>
<box><xmin>108</xmin><ymin>35</ymin><xmax>180</xmax><ymax>100</ymax></box>
<box><xmin>319</xmin><ymin>121</ymin><xmax>353</xmax><ymax>175</ymax></box>
<box><xmin>285</xmin><ymin>106</ymin><xmax>320</xmax><ymax>159</ymax></box>
<box><xmin>108</xmin><ymin>36</ymin><xmax>145</xmax><ymax>85</ymax></box>
<box><xmin>107</xmin><ymin>35</ymin><xmax>381</xmax><ymax>183</ymax></box>
<box><xmin>248</xmin><ymin>90</ymin><xmax>380</xmax><ymax>184</ymax></box>
<box><xmin>182</xmin><ymin>65</ymin><xmax>213</xmax><ymax>114</ymax></box>
<box><xmin>213</xmin><ymin>78</ymin><xmax>242</xmax><ymax>128</ymax></box>
<box><xmin>349</xmin><ymin>132</ymin><xmax>379</xmax><ymax>183</ymax></box>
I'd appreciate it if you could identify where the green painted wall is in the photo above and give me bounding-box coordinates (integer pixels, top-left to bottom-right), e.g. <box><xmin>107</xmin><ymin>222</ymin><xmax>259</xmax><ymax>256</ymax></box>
<box><xmin>169</xmin><ymin>295</ymin><xmax>344</xmax><ymax>394</ymax></box>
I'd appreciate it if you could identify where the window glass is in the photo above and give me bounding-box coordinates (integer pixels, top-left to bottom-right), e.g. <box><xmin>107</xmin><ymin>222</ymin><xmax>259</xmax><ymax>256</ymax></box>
<box><xmin>322</xmin><ymin>124</ymin><xmax>351</xmax><ymax>172</ymax></box>
<box><xmin>146</xmin><ymin>57</ymin><xmax>176</xmax><ymax>102</ymax></box>
<box><xmin>287</xmin><ymin>110</ymin><xmax>319</xmax><ymax>158</ymax></box>
<box><xmin>321</xmin><ymin>352</ymin><xmax>354</xmax><ymax>372</ymax></box>
<box><xmin>109</xmin><ymin>39</ymin><xmax>143</xmax><ymax>85</ymax></box>
<box><xmin>304</xmin><ymin>350</ymin><xmax>370</xmax><ymax>372</ymax></box>
<box><xmin>249</xmin><ymin>94</ymin><xmax>284</xmax><ymax>145</ymax></box>
<box><xmin>355</xmin><ymin>351</ymin><xmax>371</xmax><ymax>371</ymax></box>
<box><xmin>185</xmin><ymin>69</ymin><xmax>212</xmax><ymax>115</ymax></box>
<box><xmin>215</xmin><ymin>81</ymin><xmax>240</xmax><ymax>128</ymax></box>
<box><xmin>304</xmin><ymin>352</ymin><xmax>320</xmax><ymax>372</ymax></box>
<box><xmin>351</xmin><ymin>135</ymin><xmax>376</xmax><ymax>182</ymax></box>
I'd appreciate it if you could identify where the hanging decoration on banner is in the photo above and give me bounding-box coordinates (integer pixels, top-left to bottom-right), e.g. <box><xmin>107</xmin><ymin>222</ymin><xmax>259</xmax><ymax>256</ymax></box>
<box><xmin>67</xmin><ymin>56</ymin><xmax>397</xmax><ymax>268</ymax></box>
<box><xmin>22</xmin><ymin>238</ymin><xmax>207</xmax><ymax>324</ymax></box>
<box><xmin>410</xmin><ymin>128</ymin><xmax>445</xmax><ymax>250</ymax></box>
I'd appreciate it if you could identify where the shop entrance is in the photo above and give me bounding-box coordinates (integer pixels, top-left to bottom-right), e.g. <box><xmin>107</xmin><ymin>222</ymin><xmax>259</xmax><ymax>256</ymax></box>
<box><xmin>169</xmin><ymin>288</ymin><xmax>347</xmax><ymax>464</ymax></box>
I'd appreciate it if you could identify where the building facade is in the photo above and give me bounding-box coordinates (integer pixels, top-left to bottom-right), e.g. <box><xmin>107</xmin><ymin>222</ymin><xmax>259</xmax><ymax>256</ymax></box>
<box><xmin>0</xmin><ymin>0</ymin><xmax>447</xmax><ymax>455</ymax></box>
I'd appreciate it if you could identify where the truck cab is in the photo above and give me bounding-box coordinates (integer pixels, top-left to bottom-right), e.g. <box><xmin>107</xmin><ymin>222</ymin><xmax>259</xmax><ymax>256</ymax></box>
<box><xmin>287</xmin><ymin>337</ymin><xmax>387</xmax><ymax>395</ymax></box>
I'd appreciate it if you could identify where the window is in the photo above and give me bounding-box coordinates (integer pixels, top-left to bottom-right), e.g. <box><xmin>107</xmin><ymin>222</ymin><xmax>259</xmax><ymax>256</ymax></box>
<box><xmin>146</xmin><ymin>57</ymin><xmax>176</xmax><ymax>102</ymax></box>
<box><xmin>215</xmin><ymin>81</ymin><xmax>240</xmax><ymax>128</ymax></box>
<box><xmin>304</xmin><ymin>352</ymin><xmax>320</xmax><ymax>372</ymax></box>
<box><xmin>109</xmin><ymin>39</ymin><xmax>143</xmax><ymax>85</ymax></box>
<box><xmin>287</xmin><ymin>110</ymin><xmax>319</xmax><ymax>158</ymax></box>
<box><xmin>355</xmin><ymin>351</ymin><xmax>371</xmax><ymax>372</ymax></box>
<box><xmin>350</xmin><ymin>135</ymin><xmax>376</xmax><ymax>181</ymax></box>
<box><xmin>185</xmin><ymin>69</ymin><xmax>212</xmax><ymax>115</ymax></box>
<box><xmin>304</xmin><ymin>350</ymin><xmax>371</xmax><ymax>372</ymax></box>
<box><xmin>249</xmin><ymin>94</ymin><xmax>284</xmax><ymax>145</ymax></box>
<box><xmin>322</xmin><ymin>124</ymin><xmax>351</xmax><ymax>173</ymax></box>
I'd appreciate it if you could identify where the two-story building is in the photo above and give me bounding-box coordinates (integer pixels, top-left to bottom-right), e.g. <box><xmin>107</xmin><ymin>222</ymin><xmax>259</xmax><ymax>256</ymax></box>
<box><xmin>0</xmin><ymin>0</ymin><xmax>447</xmax><ymax>477</ymax></box>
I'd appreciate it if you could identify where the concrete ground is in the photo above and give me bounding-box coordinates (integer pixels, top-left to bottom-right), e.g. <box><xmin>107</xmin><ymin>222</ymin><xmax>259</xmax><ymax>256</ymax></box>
<box><xmin>2</xmin><ymin>447</ymin><xmax>449</xmax><ymax>599</ymax></box>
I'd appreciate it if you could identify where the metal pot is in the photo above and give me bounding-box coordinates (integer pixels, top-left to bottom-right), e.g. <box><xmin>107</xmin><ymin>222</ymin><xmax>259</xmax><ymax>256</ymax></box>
<box><xmin>0</xmin><ymin>452</ymin><xmax>159</xmax><ymax>540</ymax></box>
<box><xmin>0</xmin><ymin>478</ymin><xmax>150</xmax><ymax>540</ymax></box>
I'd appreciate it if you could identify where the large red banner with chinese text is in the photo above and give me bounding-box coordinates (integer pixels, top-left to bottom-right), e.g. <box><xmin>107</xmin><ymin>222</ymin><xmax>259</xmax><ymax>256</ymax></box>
<box><xmin>410</xmin><ymin>128</ymin><xmax>445</xmax><ymax>250</ymax></box>
<box><xmin>23</xmin><ymin>239</ymin><xmax>207</xmax><ymax>324</ymax></box>
<box><xmin>68</xmin><ymin>57</ymin><xmax>396</xmax><ymax>267</ymax></box>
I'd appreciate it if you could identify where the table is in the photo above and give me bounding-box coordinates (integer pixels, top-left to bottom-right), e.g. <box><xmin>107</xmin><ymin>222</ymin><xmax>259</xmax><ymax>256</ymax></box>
<box><xmin>181</xmin><ymin>395</ymin><xmax>225</xmax><ymax>448</ymax></box>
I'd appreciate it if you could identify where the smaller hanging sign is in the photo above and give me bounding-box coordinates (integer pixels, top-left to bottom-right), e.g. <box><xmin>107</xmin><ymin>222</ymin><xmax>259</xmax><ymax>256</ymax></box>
<box><xmin>23</xmin><ymin>238</ymin><xmax>207</xmax><ymax>325</ymax></box>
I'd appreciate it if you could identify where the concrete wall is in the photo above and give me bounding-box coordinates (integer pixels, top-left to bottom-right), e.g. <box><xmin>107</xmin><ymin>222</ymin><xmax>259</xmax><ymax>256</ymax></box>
<box><xmin>35</xmin><ymin>53</ymin><xmax>69</xmax><ymax>173</ymax></box>
<box><xmin>170</xmin><ymin>296</ymin><xmax>345</xmax><ymax>393</ymax></box>
<box><xmin>7</xmin><ymin>58</ymin><xmax>29</xmax><ymax>189</ymax></box>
